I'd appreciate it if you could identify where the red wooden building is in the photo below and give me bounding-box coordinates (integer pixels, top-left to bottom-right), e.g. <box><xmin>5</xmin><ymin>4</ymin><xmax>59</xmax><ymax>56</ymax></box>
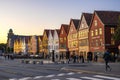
<box><xmin>89</xmin><ymin>11</ymin><xmax>120</xmax><ymax>61</ymax></box>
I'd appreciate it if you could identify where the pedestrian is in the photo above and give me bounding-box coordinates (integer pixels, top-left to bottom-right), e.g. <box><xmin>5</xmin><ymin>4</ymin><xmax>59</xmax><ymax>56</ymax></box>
<box><xmin>103</xmin><ymin>49</ymin><xmax>112</xmax><ymax>71</ymax></box>
<box><xmin>94</xmin><ymin>54</ymin><xmax>98</xmax><ymax>62</ymax></box>
<box><xmin>81</xmin><ymin>55</ymin><xmax>84</xmax><ymax>63</ymax></box>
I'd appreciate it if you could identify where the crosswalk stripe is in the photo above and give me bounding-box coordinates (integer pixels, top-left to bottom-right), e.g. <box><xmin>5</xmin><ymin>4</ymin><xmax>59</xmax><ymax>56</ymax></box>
<box><xmin>33</xmin><ymin>76</ymin><xmax>44</xmax><ymax>79</ymax></box>
<box><xmin>57</xmin><ymin>73</ymin><xmax>65</xmax><ymax>76</ymax></box>
<box><xmin>46</xmin><ymin>74</ymin><xmax>55</xmax><ymax>78</ymax></box>
<box><xmin>9</xmin><ymin>78</ymin><xmax>17</xmax><ymax>80</ymax></box>
<box><xmin>67</xmin><ymin>72</ymin><xmax>75</xmax><ymax>75</ymax></box>
<box><xmin>51</xmin><ymin>79</ymin><xmax>60</xmax><ymax>80</ymax></box>
<box><xmin>66</xmin><ymin>78</ymin><xmax>82</xmax><ymax>80</ymax></box>
<box><xmin>94</xmin><ymin>75</ymin><xmax>120</xmax><ymax>80</ymax></box>
<box><xmin>19</xmin><ymin>77</ymin><xmax>32</xmax><ymax>80</ymax></box>
<box><xmin>80</xmin><ymin>77</ymin><xmax>103</xmax><ymax>80</ymax></box>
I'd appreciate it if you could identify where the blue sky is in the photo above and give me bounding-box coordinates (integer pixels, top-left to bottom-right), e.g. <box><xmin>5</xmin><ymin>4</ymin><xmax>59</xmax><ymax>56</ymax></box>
<box><xmin>0</xmin><ymin>0</ymin><xmax>120</xmax><ymax>43</ymax></box>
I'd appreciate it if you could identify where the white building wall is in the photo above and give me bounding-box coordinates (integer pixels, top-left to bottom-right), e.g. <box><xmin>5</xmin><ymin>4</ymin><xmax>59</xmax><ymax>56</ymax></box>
<box><xmin>53</xmin><ymin>30</ymin><xmax>59</xmax><ymax>60</ymax></box>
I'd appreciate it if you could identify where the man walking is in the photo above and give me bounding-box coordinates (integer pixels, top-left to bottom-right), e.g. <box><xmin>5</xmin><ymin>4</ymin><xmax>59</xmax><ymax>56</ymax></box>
<box><xmin>103</xmin><ymin>49</ymin><xmax>112</xmax><ymax>71</ymax></box>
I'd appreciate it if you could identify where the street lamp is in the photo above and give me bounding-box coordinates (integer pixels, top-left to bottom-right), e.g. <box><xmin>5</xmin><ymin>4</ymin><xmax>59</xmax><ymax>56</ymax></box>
<box><xmin>52</xmin><ymin>50</ymin><xmax>55</xmax><ymax>62</ymax></box>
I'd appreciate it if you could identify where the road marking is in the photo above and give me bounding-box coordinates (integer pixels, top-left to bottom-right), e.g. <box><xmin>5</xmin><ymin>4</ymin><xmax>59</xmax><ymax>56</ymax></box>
<box><xmin>94</xmin><ymin>75</ymin><xmax>120</xmax><ymax>80</ymax></box>
<box><xmin>9</xmin><ymin>79</ymin><xmax>17</xmax><ymax>80</ymax></box>
<box><xmin>66</xmin><ymin>78</ymin><xmax>81</xmax><ymax>80</ymax></box>
<box><xmin>67</xmin><ymin>72</ymin><xmax>75</xmax><ymax>75</ymax></box>
<box><xmin>46</xmin><ymin>74</ymin><xmax>55</xmax><ymax>78</ymax></box>
<box><xmin>19</xmin><ymin>77</ymin><xmax>32</xmax><ymax>80</ymax></box>
<box><xmin>51</xmin><ymin>79</ymin><xmax>60</xmax><ymax>80</ymax></box>
<box><xmin>81</xmin><ymin>77</ymin><xmax>103</xmax><ymax>80</ymax></box>
<box><xmin>33</xmin><ymin>76</ymin><xmax>44</xmax><ymax>79</ymax></box>
<box><xmin>57</xmin><ymin>73</ymin><xmax>65</xmax><ymax>76</ymax></box>
<box><xmin>77</xmin><ymin>72</ymin><xmax>82</xmax><ymax>74</ymax></box>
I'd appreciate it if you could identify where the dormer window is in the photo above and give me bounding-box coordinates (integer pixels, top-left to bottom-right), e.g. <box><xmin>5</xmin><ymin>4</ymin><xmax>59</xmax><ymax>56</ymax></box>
<box><xmin>94</xmin><ymin>20</ymin><xmax>97</xmax><ymax>26</ymax></box>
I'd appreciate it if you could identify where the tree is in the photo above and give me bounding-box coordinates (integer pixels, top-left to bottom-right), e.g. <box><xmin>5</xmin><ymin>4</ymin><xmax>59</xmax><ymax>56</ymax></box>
<box><xmin>0</xmin><ymin>43</ymin><xmax>7</xmax><ymax>53</ymax></box>
<box><xmin>114</xmin><ymin>15</ymin><xmax>120</xmax><ymax>41</ymax></box>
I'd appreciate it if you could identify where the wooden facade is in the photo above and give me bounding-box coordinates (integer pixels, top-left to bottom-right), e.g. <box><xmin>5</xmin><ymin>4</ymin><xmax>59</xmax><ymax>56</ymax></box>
<box><xmin>68</xmin><ymin>19</ymin><xmax>79</xmax><ymax>56</ymax></box>
<box><xmin>59</xmin><ymin>24</ymin><xmax>69</xmax><ymax>59</ymax></box>
<box><xmin>89</xmin><ymin>11</ymin><xmax>120</xmax><ymax>61</ymax></box>
<box><xmin>78</xmin><ymin>13</ymin><xmax>92</xmax><ymax>59</ymax></box>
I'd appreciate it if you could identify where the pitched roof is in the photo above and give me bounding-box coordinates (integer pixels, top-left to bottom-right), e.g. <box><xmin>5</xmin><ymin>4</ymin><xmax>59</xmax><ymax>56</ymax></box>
<box><xmin>83</xmin><ymin>13</ymin><xmax>93</xmax><ymax>26</ymax></box>
<box><xmin>71</xmin><ymin>19</ymin><xmax>80</xmax><ymax>29</ymax></box>
<box><xmin>51</xmin><ymin>30</ymin><xmax>54</xmax><ymax>37</ymax></box>
<box><xmin>95</xmin><ymin>10</ymin><xmax>120</xmax><ymax>25</ymax></box>
<box><xmin>56</xmin><ymin>29</ymin><xmax>60</xmax><ymax>35</ymax></box>
<box><xmin>61</xmin><ymin>24</ymin><xmax>69</xmax><ymax>35</ymax></box>
<box><xmin>44</xmin><ymin>29</ymin><xmax>50</xmax><ymax>37</ymax></box>
<box><xmin>39</xmin><ymin>36</ymin><xmax>43</xmax><ymax>40</ymax></box>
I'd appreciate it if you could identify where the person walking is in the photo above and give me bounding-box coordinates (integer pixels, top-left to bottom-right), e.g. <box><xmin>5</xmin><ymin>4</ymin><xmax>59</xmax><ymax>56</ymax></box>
<box><xmin>103</xmin><ymin>49</ymin><xmax>112</xmax><ymax>71</ymax></box>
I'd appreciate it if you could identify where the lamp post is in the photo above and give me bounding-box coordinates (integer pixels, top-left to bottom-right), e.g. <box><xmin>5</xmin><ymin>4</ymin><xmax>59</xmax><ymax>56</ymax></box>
<box><xmin>52</xmin><ymin>50</ymin><xmax>55</xmax><ymax>62</ymax></box>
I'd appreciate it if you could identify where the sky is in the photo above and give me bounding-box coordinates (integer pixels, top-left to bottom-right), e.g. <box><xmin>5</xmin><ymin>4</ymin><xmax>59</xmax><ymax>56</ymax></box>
<box><xmin>0</xmin><ymin>0</ymin><xmax>120</xmax><ymax>43</ymax></box>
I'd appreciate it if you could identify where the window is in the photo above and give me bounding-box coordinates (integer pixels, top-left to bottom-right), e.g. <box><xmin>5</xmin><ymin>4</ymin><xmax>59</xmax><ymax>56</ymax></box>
<box><xmin>71</xmin><ymin>28</ymin><xmax>73</xmax><ymax>32</ymax></box>
<box><xmin>96</xmin><ymin>40</ymin><xmax>98</xmax><ymax>46</ymax></box>
<box><xmin>64</xmin><ymin>37</ymin><xmax>66</xmax><ymax>41</ymax></box>
<box><xmin>81</xmin><ymin>22</ymin><xmax>84</xmax><ymax>28</ymax></box>
<box><xmin>111</xmin><ymin>28</ymin><xmax>115</xmax><ymax>34</ymax></box>
<box><xmin>60</xmin><ymin>38</ymin><xmax>63</xmax><ymax>42</ymax></box>
<box><xmin>61</xmin><ymin>30</ymin><xmax>63</xmax><ymax>34</ymax></box>
<box><xmin>99</xmin><ymin>39</ymin><xmax>102</xmax><ymax>46</ymax></box>
<box><xmin>94</xmin><ymin>20</ymin><xmax>97</xmax><ymax>26</ymax></box>
<box><xmin>111</xmin><ymin>38</ymin><xmax>115</xmax><ymax>45</ymax></box>
<box><xmin>95</xmin><ymin>29</ymin><xmax>98</xmax><ymax>36</ymax></box>
<box><xmin>91</xmin><ymin>30</ymin><xmax>94</xmax><ymax>36</ymax></box>
<box><xmin>99</xmin><ymin>28</ymin><xmax>102</xmax><ymax>35</ymax></box>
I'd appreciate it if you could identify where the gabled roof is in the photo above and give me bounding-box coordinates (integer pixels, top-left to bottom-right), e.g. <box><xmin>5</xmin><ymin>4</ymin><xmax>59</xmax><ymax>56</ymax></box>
<box><xmin>43</xmin><ymin>29</ymin><xmax>50</xmax><ymax>37</ymax></box>
<box><xmin>95</xmin><ymin>10</ymin><xmax>120</xmax><ymax>25</ymax></box>
<box><xmin>55</xmin><ymin>29</ymin><xmax>60</xmax><ymax>37</ymax></box>
<box><xmin>61</xmin><ymin>24</ymin><xmax>69</xmax><ymax>35</ymax></box>
<box><xmin>78</xmin><ymin>13</ymin><xmax>93</xmax><ymax>30</ymax></box>
<box><xmin>56</xmin><ymin>29</ymin><xmax>60</xmax><ymax>35</ymax></box>
<box><xmin>39</xmin><ymin>36</ymin><xmax>43</xmax><ymax>40</ymax></box>
<box><xmin>83</xmin><ymin>13</ymin><xmax>93</xmax><ymax>26</ymax></box>
<box><xmin>51</xmin><ymin>30</ymin><xmax>54</xmax><ymax>37</ymax></box>
<box><xmin>70</xmin><ymin>19</ymin><xmax>80</xmax><ymax>29</ymax></box>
